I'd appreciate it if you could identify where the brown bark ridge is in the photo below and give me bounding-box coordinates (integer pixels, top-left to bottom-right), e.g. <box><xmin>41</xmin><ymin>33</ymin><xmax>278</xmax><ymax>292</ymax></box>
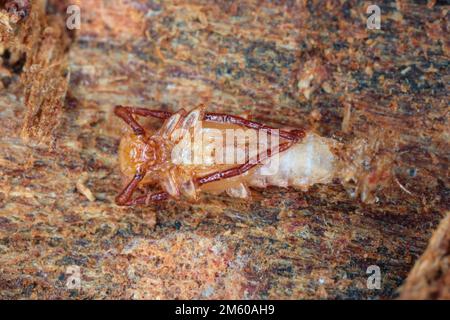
<box><xmin>0</xmin><ymin>0</ymin><xmax>72</xmax><ymax>144</ymax></box>
<box><xmin>400</xmin><ymin>212</ymin><xmax>450</xmax><ymax>299</ymax></box>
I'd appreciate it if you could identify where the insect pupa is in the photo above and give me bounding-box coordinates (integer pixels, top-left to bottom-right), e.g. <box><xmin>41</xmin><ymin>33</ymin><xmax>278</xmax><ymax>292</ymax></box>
<box><xmin>114</xmin><ymin>105</ymin><xmax>394</xmax><ymax>206</ymax></box>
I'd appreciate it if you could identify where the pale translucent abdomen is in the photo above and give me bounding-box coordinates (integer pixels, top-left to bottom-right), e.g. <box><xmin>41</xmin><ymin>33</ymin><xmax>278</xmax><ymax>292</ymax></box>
<box><xmin>247</xmin><ymin>133</ymin><xmax>336</xmax><ymax>190</ymax></box>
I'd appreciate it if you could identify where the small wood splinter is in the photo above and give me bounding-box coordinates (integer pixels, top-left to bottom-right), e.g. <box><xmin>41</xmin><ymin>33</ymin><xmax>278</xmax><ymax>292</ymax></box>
<box><xmin>114</xmin><ymin>105</ymin><xmax>393</xmax><ymax>206</ymax></box>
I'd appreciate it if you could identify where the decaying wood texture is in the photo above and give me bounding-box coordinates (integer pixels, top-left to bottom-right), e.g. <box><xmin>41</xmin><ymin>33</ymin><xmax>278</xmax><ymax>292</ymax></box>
<box><xmin>400</xmin><ymin>212</ymin><xmax>450</xmax><ymax>299</ymax></box>
<box><xmin>0</xmin><ymin>0</ymin><xmax>72</xmax><ymax>144</ymax></box>
<box><xmin>0</xmin><ymin>0</ymin><xmax>449</xmax><ymax>299</ymax></box>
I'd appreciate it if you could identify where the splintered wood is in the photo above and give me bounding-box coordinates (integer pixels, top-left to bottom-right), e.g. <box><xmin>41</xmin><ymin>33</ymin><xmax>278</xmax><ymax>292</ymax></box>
<box><xmin>0</xmin><ymin>0</ymin><xmax>72</xmax><ymax>144</ymax></box>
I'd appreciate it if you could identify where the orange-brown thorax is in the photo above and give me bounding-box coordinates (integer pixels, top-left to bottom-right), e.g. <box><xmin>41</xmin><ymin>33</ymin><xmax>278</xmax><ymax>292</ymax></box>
<box><xmin>118</xmin><ymin>132</ymin><xmax>167</xmax><ymax>179</ymax></box>
<box><xmin>117</xmin><ymin>121</ymin><xmax>250</xmax><ymax>194</ymax></box>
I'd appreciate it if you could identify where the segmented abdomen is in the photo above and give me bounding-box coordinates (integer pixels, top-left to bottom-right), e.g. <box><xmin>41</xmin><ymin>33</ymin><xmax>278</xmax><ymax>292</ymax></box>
<box><xmin>247</xmin><ymin>133</ymin><xmax>336</xmax><ymax>190</ymax></box>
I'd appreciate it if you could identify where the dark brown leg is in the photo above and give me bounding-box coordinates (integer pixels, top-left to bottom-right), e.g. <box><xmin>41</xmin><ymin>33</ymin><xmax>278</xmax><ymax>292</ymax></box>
<box><xmin>114</xmin><ymin>106</ymin><xmax>305</xmax><ymax>141</ymax></box>
<box><xmin>196</xmin><ymin>141</ymin><xmax>293</xmax><ymax>186</ymax></box>
<box><xmin>114</xmin><ymin>105</ymin><xmax>174</xmax><ymax>135</ymax></box>
<box><xmin>116</xmin><ymin>105</ymin><xmax>173</xmax><ymax>120</ymax></box>
<box><xmin>124</xmin><ymin>191</ymin><xmax>169</xmax><ymax>206</ymax></box>
<box><xmin>115</xmin><ymin>171</ymin><xmax>146</xmax><ymax>205</ymax></box>
<box><xmin>204</xmin><ymin>113</ymin><xmax>305</xmax><ymax>141</ymax></box>
<box><xmin>114</xmin><ymin>106</ymin><xmax>146</xmax><ymax>135</ymax></box>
